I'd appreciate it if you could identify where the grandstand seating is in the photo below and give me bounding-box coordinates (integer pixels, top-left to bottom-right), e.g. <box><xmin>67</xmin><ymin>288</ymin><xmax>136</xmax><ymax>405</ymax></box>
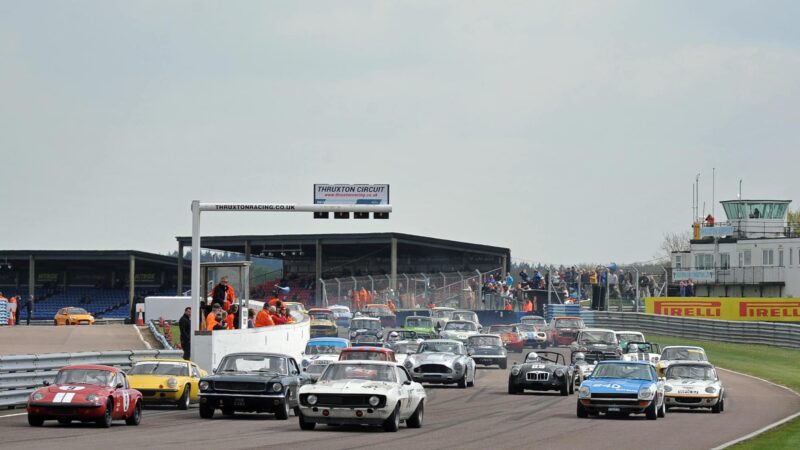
<box><xmin>251</xmin><ymin>280</ymin><xmax>314</xmax><ymax>306</ymax></box>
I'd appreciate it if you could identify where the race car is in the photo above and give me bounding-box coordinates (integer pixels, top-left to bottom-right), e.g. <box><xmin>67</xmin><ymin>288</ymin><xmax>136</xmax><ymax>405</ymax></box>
<box><xmin>656</xmin><ymin>346</ymin><xmax>708</xmax><ymax>377</ymax></box>
<box><xmin>404</xmin><ymin>339</ymin><xmax>477</xmax><ymax>388</ymax></box>
<box><xmin>388</xmin><ymin>340</ymin><xmax>422</xmax><ymax>366</ymax></box>
<box><xmin>364</xmin><ymin>303</ymin><xmax>397</xmax><ymax>327</ymax></box>
<box><xmin>663</xmin><ymin>361</ymin><xmax>725</xmax><ymax>413</ymax></box>
<box><xmin>403</xmin><ymin>315</ymin><xmax>437</xmax><ymax>339</ymax></box>
<box><xmin>621</xmin><ymin>341</ymin><xmax>662</xmax><ymax>365</ymax></box>
<box><xmin>328</xmin><ymin>305</ymin><xmax>352</xmax><ymax>328</ymax></box>
<box><xmin>297</xmin><ymin>361</ymin><xmax>426</xmax><ymax>432</ymax></box>
<box><xmin>486</xmin><ymin>324</ymin><xmax>524</xmax><ymax>352</ymax></box>
<box><xmin>127</xmin><ymin>359</ymin><xmax>207</xmax><ymax>409</ymax></box>
<box><xmin>515</xmin><ymin>323</ymin><xmax>548</xmax><ymax>349</ymax></box>
<box><xmin>27</xmin><ymin>365</ymin><xmax>142</xmax><ymax>427</ymax></box>
<box><xmin>466</xmin><ymin>334</ymin><xmax>507</xmax><ymax>369</ymax></box>
<box><xmin>615</xmin><ymin>331</ymin><xmax>645</xmax><ymax>350</ymax></box>
<box><xmin>339</xmin><ymin>346</ymin><xmax>397</xmax><ymax>362</ymax></box>
<box><xmin>438</xmin><ymin>320</ymin><xmax>481</xmax><ymax>342</ymax></box>
<box><xmin>508</xmin><ymin>351</ymin><xmax>576</xmax><ymax>395</ymax></box>
<box><xmin>349</xmin><ymin>317</ymin><xmax>383</xmax><ymax>344</ymax></box>
<box><xmin>547</xmin><ymin>316</ymin><xmax>586</xmax><ymax>346</ymax></box>
<box><xmin>53</xmin><ymin>307</ymin><xmax>95</xmax><ymax>326</ymax></box>
<box><xmin>577</xmin><ymin>360</ymin><xmax>666</xmax><ymax>420</ymax></box>
<box><xmin>429</xmin><ymin>307</ymin><xmax>456</xmax><ymax>332</ymax></box>
<box><xmin>570</xmin><ymin>329</ymin><xmax>622</xmax><ymax>363</ymax></box>
<box><xmin>451</xmin><ymin>310</ymin><xmax>481</xmax><ymax>328</ymax></box>
<box><xmin>301</xmin><ymin>337</ymin><xmax>350</xmax><ymax>381</ymax></box>
<box><xmin>309</xmin><ymin>308</ymin><xmax>339</xmax><ymax>338</ymax></box>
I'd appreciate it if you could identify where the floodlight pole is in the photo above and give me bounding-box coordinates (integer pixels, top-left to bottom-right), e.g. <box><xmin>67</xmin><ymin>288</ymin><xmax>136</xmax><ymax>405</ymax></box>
<box><xmin>190</xmin><ymin>201</ymin><xmax>392</xmax><ymax>359</ymax></box>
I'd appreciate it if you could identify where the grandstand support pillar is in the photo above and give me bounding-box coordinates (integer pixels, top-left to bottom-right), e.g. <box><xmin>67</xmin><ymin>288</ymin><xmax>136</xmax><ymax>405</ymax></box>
<box><xmin>390</xmin><ymin>238</ymin><xmax>398</xmax><ymax>291</ymax></box>
<box><xmin>128</xmin><ymin>254</ymin><xmax>136</xmax><ymax>312</ymax></box>
<box><xmin>501</xmin><ymin>255</ymin><xmax>508</xmax><ymax>278</ymax></box>
<box><xmin>315</xmin><ymin>240</ymin><xmax>322</xmax><ymax>307</ymax></box>
<box><xmin>244</xmin><ymin>240</ymin><xmax>251</xmax><ymax>262</ymax></box>
<box><xmin>28</xmin><ymin>255</ymin><xmax>35</xmax><ymax>316</ymax></box>
<box><xmin>177</xmin><ymin>242</ymin><xmax>184</xmax><ymax>295</ymax></box>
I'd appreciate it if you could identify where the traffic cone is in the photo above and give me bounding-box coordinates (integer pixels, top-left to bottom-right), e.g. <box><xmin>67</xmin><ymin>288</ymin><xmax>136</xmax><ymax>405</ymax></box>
<box><xmin>136</xmin><ymin>310</ymin><xmax>144</xmax><ymax>326</ymax></box>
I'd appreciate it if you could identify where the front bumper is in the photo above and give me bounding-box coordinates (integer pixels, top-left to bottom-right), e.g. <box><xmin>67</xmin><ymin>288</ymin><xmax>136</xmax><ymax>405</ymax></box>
<box><xmin>136</xmin><ymin>388</ymin><xmax>181</xmax><ymax>403</ymax></box>
<box><xmin>199</xmin><ymin>392</ymin><xmax>287</xmax><ymax>412</ymax></box>
<box><xmin>665</xmin><ymin>394</ymin><xmax>720</xmax><ymax>407</ymax></box>
<box><xmin>412</xmin><ymin>371</ymin><xmax>464</xmax><ymax>384</ymax></box>
<box><xmin>299</xmin><ymin>406</ymin><xmax>391</xmax><ymax>424</ymax></box>
<box><xmin>472</xmin><ymin>356</ymin><xmax>506</xmax><ymax>366</ymax></box>
<box><xmin>511</xmin><ymin>376</ymin><xmax>569</xmax><ymax>391</ymax></box>
<box><xmin>28</xmin><ymin>403</ymin><xmax>104</xmax><ymax>419</ymax></box>
<box><xmin>579</xmin><ymin>398</ymin><xmax>652</xmax><ymax>413</ymax></box>
<box><xmin>310</xmin><ymin>328</ymin><xmax>339</xmax><ymax>338</ymax></box>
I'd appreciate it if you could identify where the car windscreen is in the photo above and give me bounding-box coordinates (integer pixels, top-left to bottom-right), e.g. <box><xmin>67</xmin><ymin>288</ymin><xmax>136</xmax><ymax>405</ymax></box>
<box><xmin>555</xmin><ymin>319</ymin><xmax>583</xmax><ymax>328</ymax></box>
<box><xmin>55</xmin><ymin>369</ymin><xmax>114</xmax><ymax>386</ymax></box>
<box><xmin>339</xmin><ymin>351</ymin><xmax>390</xmax><ymax>361</ymax></box>
<box><xmin>67</xmin><ymin>308</ymin><xmax>89</xmax><ymax>315</ymax></box>
<box><xmin>393</xmin><ymin>343</ymin><xmax>420</xmax><ymax>354</ymax></box>
<box><xmin>489</xmin><ymin>326</ymin><xmax>514</xmax><ymax>333</ymax></box>
<box><xmin>129</xmin><ymin>362</ymin><xmax>189</xmax><ymax>376</ymax></box>
<box><xmin>419</xmin><ymin>342</ymin><xmax>462</xmax><ymax>354</ymax></box>
<box><xmin>452</xmin><ymin>312</ymin><xmax>477</xmax><ymax>322</ymax></box>
<box><xmin>468</xmin><ymin>336</ymin><xmax>502</xmax><ymax>347</ymax></box>
<box><xmin>617</xmin><ymin>333</ymin><xmax>644</xmax><ymax>343</ymax></box>
<box><xmin>352</xmin><ymin>320</ymin><xmax>380</xmax><ymax>330</ymax></box>
<box><xmin>517</xmin><ymin>324</ymin><xmax>537</xmax><ymax>332</ymax></box>
<box><xmin>592</xmin><ymin>363</ymin><xmax>654</xmax><ymax>380</ymax></box>
<box><xmin>406</xmin><ymin>318</ymin><xmax>431</xmax><ymax>328</ymax></box>
<box><xmin>521</xmin><ymin>318</ymin><xmax>546</xmax><ymax>327</ymax></box>
<box><xmin>306</xmin><ymin>363</ymin><xmax>328</xmax><ymax>375</ymax></box>
<box><xmin>367</xmin><ymin>306</ymin><xmax>392</xmax><ymax>315</ymax></box>
<box><xmin>444</xmin><ymin>321</ymin><xmax>477</xmax><ymax>331</ymax></box>
<box><xmin>320</xmin><ymin>364</ymin><xmax>397</xmax><ymax>383</ymax></box>
<box><xmin>661</xmin><ymin>348</ymin><xmax>707</xmax><ymax>361</ymax></box>
<box><xmin>432</xmin><ymin>310</ymin><xmax>454</xmax><ymax>319</ymax></box>
<box><xmin>305</xmin><ymin>343</ymin><xmax>346</xmax><ymax>355</ymax></box>
<box><xmin>217</xmin><ymin>355</ymin><xmax>288</xmax><ymax>375</ymax></box>
<box><xmin>310</xmin><ymin>312</ymin><xmax>332</xmax><ymax>321</ymax></box>
<box><xmin>578</xmin><ymin>331</ymin><xmax>617</xmax><ymax>345</ymax></box>
<box><xmin>624</xmin><ymin>343</ymin><xmax>653</xmax><ymax>353</ymax></box>
<box><xmin>666</xmin><ymin>365</ymin><xmax>716</xmax><ymax>381</ymax></box>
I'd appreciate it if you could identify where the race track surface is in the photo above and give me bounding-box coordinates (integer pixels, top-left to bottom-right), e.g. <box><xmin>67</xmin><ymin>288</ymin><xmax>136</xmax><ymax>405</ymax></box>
<box><xmin>0</xmin><ymin>325</ymin><xmax>149</xmax><ymax>355</ymax></box>
<box><xmin>3</xmin><ymin>348</ymin><xmax>799</xmax><ymax>450</ymax></box>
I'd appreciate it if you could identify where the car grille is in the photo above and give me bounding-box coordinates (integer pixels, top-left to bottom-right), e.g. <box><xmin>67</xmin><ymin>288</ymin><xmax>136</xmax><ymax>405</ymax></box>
<box><xmin>675</xmin><ymin>397</ymin><xmax>703</xmax><ymax>404</ymax></box>
<box><xmin>138</xmin><ymin>389</ymin><xmax>158</xmax><ymax>396</ymax></box>
<box><xmin>304</xmin><ymin>394</ymin><xmax>386</xmax><ymax>408</ymax></box>
<box><xmin>418</xmin><ymin>364</ymin><xmax>451</xmax><ymax>374</ymax></box>
<box><xmin>213</xmin><ymin>381</ymin><xmax>265</xmax><ymax>392</ymax></box>
<box><xmin>590</xmin><ymin>393</ymin><xmax>638</xmax><ymax>399</ymax></box>
<box><xmin>526</xmin><ymin>372</ymin><xmax>549</xmax><ymax>381</ymax></box>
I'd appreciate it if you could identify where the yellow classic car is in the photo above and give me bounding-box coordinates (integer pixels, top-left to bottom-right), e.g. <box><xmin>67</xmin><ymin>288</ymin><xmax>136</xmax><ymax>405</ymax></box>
<box><xmin>309</xmin><ymin>308</ymin><xmax>339</xmax><ymax>338</ymax></box>
<box><xmin>127</xmin><ymin>359</ymin><xmax>207</xmax><ymax>409</ymax></box>
<box><xmin>53</xmin><ymin>307</ymin><xmax>95</xmax><ymax>326</ymax></box>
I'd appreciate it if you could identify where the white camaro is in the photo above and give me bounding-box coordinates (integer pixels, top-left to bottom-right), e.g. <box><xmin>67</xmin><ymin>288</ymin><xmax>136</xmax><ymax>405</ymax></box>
<box><xmin>297</xmin><ymin>360</ymin><xmax>426</xmax><ymax>432</ymax></box>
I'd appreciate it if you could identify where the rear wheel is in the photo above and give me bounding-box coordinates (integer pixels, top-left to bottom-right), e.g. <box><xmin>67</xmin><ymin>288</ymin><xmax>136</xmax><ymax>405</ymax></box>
<box><xmin>576</xmin><ymin>400</ymin><xmax>589</xmax><ymax>418</ymax></box>
<box><xmin>382</xmin><ymin>404</ymin><xmax>400</xmax><ymax>432</ymax></box>
<box><xmin>28</xmin><ymin>415</ymin><xmax>44</xmax><ymax>427</ymax></box>
<box><xmin>126</xmin><ymin>401</ymin><xmax>141</xmax><ymax>426</ymax></box>
<box><xmin>199</xmin><ymin>403</ymin><xmax>214</xmax><ymax>419</ymax></box>
<box><xmin>178</xmin><ymin>385</ymin><xmax>191</xmax><ymax>410</ymax></box>
<box><xmin>406</xmin><ymin>401</ymin><xmax>424</xmax><ymax>428</ymax></box>
<box><xmin>97</xmin><ymin>399</ymin><xmax>113</xmax><ymax>428</ymax></box>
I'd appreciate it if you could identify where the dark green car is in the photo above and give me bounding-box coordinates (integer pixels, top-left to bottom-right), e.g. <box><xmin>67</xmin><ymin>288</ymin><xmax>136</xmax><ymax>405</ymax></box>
<box><xmin>404</xmin><ymin>316</ymin><xmax>436</xmax><ymax>339</ymax></box>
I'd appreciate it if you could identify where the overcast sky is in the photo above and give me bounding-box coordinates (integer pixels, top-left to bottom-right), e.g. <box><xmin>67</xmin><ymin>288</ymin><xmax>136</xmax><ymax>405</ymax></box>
<box><xmin>2</xmin><ymin>1</ymin><xmax>799</xmax><ymax>265</ymax></box>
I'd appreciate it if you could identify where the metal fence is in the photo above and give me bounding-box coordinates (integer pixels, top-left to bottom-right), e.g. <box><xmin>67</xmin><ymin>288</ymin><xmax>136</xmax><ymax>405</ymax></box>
<box><xmin>320</xmin><ymin>269</ymin><xmax>499</xmax><ymax>310</ymax></box>
<box><xmin>585</xmin><ymin>311</ymin><xmax>800</xmax><ymax>349</ymax></box>
<box><xmin>0</xmin><ymin>349</ymin><xmax>184</xmax><ymax>407</ymax></box>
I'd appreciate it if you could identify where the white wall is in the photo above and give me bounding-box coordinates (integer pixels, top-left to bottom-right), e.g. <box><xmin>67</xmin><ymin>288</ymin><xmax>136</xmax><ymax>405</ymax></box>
<box><xmin>144</xmin><ymin>296</ymin><xmax>192</xmax><ymax>323</ymax></box>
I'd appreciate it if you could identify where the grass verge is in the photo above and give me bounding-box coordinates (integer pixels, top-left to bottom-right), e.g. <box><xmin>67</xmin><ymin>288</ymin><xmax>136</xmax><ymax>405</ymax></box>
<box><xmin>646</xmin><ymin>333</ymin><xmax>800</xmax><ymax>449</ymax></box>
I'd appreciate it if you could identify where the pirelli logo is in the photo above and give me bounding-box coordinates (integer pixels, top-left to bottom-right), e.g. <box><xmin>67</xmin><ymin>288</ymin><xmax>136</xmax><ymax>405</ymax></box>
<box><xmin>739</xmin><ymin>301</ymin><xmax>800</xmax><ymax>318</ymax></box>
<box><xmin>653</xmin><ymin>300</ymin><xmax>722</xmax><ymax>318</ymax></box>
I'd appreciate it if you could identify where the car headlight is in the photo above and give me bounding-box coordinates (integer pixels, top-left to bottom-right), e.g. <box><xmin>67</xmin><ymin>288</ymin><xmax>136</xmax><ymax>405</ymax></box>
<box><xmin>167</xmin><ymin>377</ymin><xmax>178</xmax><ymax>389</ymax></box>
<box><xmin>368</xmin><ymin>395</ymin><xmax>380</xmax><ymax>407</ymax></box>
<box><xmin>638</xmin><ymin>386</ymin><xmax>656</xmax><ymax>400</ymax></box>
<box><xmin>453</xmin><ymin>362</ymin><xmax>464</xmax><ymax>372</ymax></box>
<box><xmin>302</xmin><ymin>359</ymin><xmax>310</xmax><ymax>368</ymax></box>
<box><xmin>199</xmin><ymin>381</ymin><xmax>210</xmax><ymax>391</ymax></box>
<box><xmin>705</xmin><ymin>386</ymin><xmax>717</xmax><ymax>394</ymax></box>
<box><xmin>307</xmin><ymin>394</ymin><xmax>318</xmax><ymax>405</ymax></box>
<box><xmin>664</xmin><ymin>385</ymin><xmax>672</xmax><ymax>393</ymax></box>
<box><xmin>578</xmin><ymin>386</ymin><xmax>591</xmax><ymax>398</ymax></box>
<box><xmin>32</xmin><ymin>392</ymin><xmax>44</xmax><ymax>401</ymax></box>
<box><xmin>511</xmin><ymin>367</ymin><xmax>520</xmax><ymax>376</ymax></box>
<box><xmin>272</xmin><ymin>383</ymin><xmax>283</xmax><ymax>392</ymax></box>
<box><xmin>555</xmin><ymin>369</ymin><xmax>564</xmax><ymax>377</ymax></box>
<box><xmin>404</xmin><ymin>360</ymin><xmax>413</xmax><ymax>369</ymax></box>
<box><xmin>350</xmin><ymin>331</ymin><xmax>357</xmax><ymax>337</ymax></box>
<box><xmin>86</xmin><ymin>394</ymin><xmax>99</xmax><ymax>402</ymax></box>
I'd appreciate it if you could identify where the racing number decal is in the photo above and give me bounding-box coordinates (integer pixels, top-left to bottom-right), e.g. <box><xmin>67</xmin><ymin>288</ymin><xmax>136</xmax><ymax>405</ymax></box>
<box><xmin>122</xmin><ymin>390</ymin><xmax>130</xmax><ymax>412</ymax></box>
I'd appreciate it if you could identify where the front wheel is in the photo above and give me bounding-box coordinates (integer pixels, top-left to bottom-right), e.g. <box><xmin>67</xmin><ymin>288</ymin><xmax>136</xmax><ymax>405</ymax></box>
<box><xmin>657</xmin><ymin>400</ymin><xmax>666</xmax><ymax>418</ymax></box>
<box><xmin>406</xmin><ymin>401</ymin><xmax>424</xmax><ymax>428</ymax></box>
<box><xmin>508</xmin><ymin>383</ymin><xmax>520</xmax><ymax>395</ymax></box>
<box><xmin>126</xmin><ymin>401</ymin><xmax>141</xmax><ymax>426</ymax></box>
<box><xmin>712</xmin><ymin>397</ymin><xmax>724</xmax><ymax>414</ymax></box>
<box><xmin>199</xmin><ymin>403</ymin><xmax>215</xmax><ymax>419</ymax></box>
<box><xmin>28</xmin><ymin>415</ymin><xmax>44</xmax><ymax>427</ymax></box>
<box><xmin>500</xmin><ymin>360</ymin><xmax>507</xmax><ymax>370</ymax></box>
<box><xmin>576</xmin><ymin>400</ymin><xmax>588</xmax><ymax>418</ymax></box>
<box><xmin>458</xmin><ymin>375</ymin><xmax>468</xmax><ymax>389</ymax></box>
<box><xmin>275</xmin><ymin>393</ymin><xmax>291</xmax><ymax>420</ymax></box>
<box><xmin>645</xmin><ymin>400</ymin><xmax>658</xmax><ymax>420</ymax></box>
<box><xmin>382</xmin><ymin>405</ymin><xmax>400</xmax><ymax>432</ymax></box>
<box><xmin>97</xmin><ymin>399</ymin><xmax>113</xmax><ymax>428</ymax></box>
<box><xmin>560</xmin><ymin>383</ymin><xmax>569</xmax><ymax>396</ymax></box>
<box><xmin>178</xmin><ymin>385</ymin><xmax>191</xmax><ymax>410</ymax></box>
<box><xmin>298</xmin><ymin>412</ymin><xmax>316</xmax><ymax>430</ymax></box>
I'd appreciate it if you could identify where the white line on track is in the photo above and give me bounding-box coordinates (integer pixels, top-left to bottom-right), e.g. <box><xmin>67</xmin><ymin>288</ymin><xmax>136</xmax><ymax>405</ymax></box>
<box><xmin>132</xmin><ymin>324</ymin><xmax>152</xmax><ymax>350</ymax></box>
<box><xmin>710</xmin><ymin>367</ymin><xmax>800</xmax><ymax>449</ymax></box>
<box><xmin>0</xmin><ymin>413</ymin><xmax>27</xmax><ymax>418</ymax></box>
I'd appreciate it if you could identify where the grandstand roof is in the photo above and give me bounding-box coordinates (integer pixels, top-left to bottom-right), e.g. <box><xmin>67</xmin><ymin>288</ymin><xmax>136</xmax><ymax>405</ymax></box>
<box><xmin>0</xmin><ymin>250</ymin><xmax>184</xmax><ymax>266</ymax></box>
<box><xmin>175</xmin><ymin>232</ymin><xmax>509</xmax><ymax>257</ymax></box>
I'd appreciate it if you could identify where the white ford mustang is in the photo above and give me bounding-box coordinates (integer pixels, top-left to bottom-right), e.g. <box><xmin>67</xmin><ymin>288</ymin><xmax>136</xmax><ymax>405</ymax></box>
<box><xmin>297</xmin><ymin>360</ymin><xmax>426</xmax><ymax>432</ymax></box>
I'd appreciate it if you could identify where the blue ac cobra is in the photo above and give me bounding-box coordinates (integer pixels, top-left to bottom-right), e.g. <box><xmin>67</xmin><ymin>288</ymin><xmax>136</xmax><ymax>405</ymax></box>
<box><xmin>577</xmin><ymin>360</ymin><xmax>666</xmax><ymax>420</ymax></box>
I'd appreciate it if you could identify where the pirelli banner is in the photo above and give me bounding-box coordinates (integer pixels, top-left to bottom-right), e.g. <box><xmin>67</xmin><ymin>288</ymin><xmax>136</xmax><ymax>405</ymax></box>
<box><xmin>645</xmin><ymin>297</ymin><xmax>800</xmax><ymax>322</ymax></box>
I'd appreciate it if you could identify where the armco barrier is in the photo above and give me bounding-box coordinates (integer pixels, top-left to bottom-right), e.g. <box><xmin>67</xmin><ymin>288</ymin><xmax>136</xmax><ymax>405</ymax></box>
<box><xmin>148</xmin><ymin>320</ymin><xmax>174</xmax><ymax>350</ymax></box>
<box><xmin>0</xmin><ymin>349</ymin><xmax>183</xmax><ymax>407</ymax></box>
<box><xmin>590</xmin><ymin>312</ymin><xmax>800</xmax><ymax>349</ymax></box>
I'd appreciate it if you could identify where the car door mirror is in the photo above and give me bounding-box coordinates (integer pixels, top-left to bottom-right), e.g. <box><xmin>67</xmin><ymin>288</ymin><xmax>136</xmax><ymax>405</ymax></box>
<box><xmin>42</xmin><ymin>380</ymin><xmax>50</xmax><ymax>386</ymax></box>
<box><xmin>403</xmin><ymin>380</ymin><xmax>412</xmax><ymax>385</ymax></box>
<box><xmin>115</xmin><ymin>383</ymin><xmax>124</xmax><ymax>389</ymax></box>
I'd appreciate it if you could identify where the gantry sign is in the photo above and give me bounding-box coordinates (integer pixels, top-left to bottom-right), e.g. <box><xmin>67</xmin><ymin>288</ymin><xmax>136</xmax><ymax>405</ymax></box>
<box><xmin>189</xmin><ymin>197</ymin><xmax>392</xmax><ymax>338</ymax></box>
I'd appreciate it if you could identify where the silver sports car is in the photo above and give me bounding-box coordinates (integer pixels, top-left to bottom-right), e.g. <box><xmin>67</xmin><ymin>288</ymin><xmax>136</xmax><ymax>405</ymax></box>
<box><xmin>403</xmin><ymin>339</ymin><xmax>476</xmax><ymax>388</ymax></box>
